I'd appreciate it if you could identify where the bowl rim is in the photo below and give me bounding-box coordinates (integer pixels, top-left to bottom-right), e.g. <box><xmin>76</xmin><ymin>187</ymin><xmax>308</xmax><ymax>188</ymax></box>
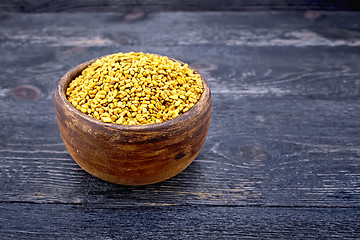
<box><xmin>56</xmin><ymin>52</ymin><xmax>212</xmax><ymax>132</ymax></box>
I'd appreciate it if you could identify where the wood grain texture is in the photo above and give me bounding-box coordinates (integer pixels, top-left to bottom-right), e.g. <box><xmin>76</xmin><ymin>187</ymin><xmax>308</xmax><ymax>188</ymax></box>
<box><xmin>0</xmin><ymin>11</ymin><xmax>359</xmax><ymax>238</ymax></box>
<box><xmin>1</xmin><ymin>12</ymin><xmax>360</xmax><ymax>48</ymax></box>
<box><xmin>1</xmin><ymin>203</ymin><xmax>359</xmax><ymax>239</ymax></box>
<box><xmin>0</xmin><ymin>0</ymin><xmax>359</xmax><ymax>12</ymax></box>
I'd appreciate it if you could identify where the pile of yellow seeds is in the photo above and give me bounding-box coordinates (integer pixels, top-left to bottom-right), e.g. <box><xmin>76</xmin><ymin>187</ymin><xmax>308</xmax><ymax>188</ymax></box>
<box><xmin>66</xmin><ymin>52</ymin><xmax>203</xmax><ymax>125</ymax></box>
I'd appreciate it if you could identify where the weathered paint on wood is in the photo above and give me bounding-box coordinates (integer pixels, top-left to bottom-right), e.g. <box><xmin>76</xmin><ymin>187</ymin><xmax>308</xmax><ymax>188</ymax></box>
<box><xmin>0</xmin><ymin>11</ymin><xmax>359</xmax><ymax>238</ymax></box>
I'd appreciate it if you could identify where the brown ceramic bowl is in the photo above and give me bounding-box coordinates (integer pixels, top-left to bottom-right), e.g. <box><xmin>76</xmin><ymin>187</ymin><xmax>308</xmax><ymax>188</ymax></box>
<box><xmin>54</xmin><ymin>54</ymin><xmax>212</xmax><ymax>186</ymax></box>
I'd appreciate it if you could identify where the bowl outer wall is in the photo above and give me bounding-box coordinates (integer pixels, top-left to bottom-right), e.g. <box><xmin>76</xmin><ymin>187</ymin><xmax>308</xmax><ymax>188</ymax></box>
<box><xmin>54</xmin><ymin>55</ymin><xmax>212</xmax><ymax>185</ymax></box>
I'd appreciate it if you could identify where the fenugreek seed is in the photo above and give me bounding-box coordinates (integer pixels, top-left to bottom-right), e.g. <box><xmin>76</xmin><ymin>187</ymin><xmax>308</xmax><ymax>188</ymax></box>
<box><xmin>71</xmin><ymin>101</ymin><xmax>78</xmax><ymax>107</ymax></box>
<box><xmin>130</xmin><ymin>105</ymin><xmax>138</xmax><ymax>112</ymax></box>
<box><xmin>160</xmin><ymin>92</ymin><xmax>167</xmax><ymax>99</ymax></box>
<box><xmin>169</xmin><ymin>105</ymin><xmax>175</xmax><ymax>111</ymax></box>
<box><xmin>136</xmin><ymin>114</ymin><xmax>143</xmax><ymax>121</ymax></box>
<box><xmin>102</xmin><ymin>112</ymin><xmax>111</xmax><ymax>117</ymax></box>
<box><xmin>102</xmin><ymin>117</ymin><xmax>112</xmax><ymax>123</ymax></box>
<box><xmin>66</xmin><ymin>52</ymin><xmax>203</xmax><ymax>125</ymax></box>
<box><xmin>116</xmin><ymin>116</ymin><xmax>124</xmax><ymax>124</ymax></box>
<box><xmin>175</xmin><ymin>100</ymin><xmax>181</xmax><ymax>106</ymax></box>
<box><xmin>98</xmin><ymin>90</ymin><xmax>106</xmax><ymax>95</ymax></box>
<box><xmin>97</xmin><ymin>94</ymin><xmax>106</xmax><ymax>99</ymax></box>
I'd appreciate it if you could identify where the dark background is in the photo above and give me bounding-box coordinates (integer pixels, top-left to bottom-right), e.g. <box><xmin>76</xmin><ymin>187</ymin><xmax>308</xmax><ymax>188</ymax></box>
<box><xmin>0</xmin><ymin>1</ymin><xmax>359</xmax><ymax>239</ymax></box>
<box><xmin>1</xmin><ymin>0</ymin><xmax>360</xmax><ymax>12</ymax></box>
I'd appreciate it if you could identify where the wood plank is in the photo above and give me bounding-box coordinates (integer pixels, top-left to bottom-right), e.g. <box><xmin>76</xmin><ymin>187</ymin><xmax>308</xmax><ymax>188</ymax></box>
<box><xmin>0</xmin><ymin>203</ymin><xmax>359</xmax><ymax>239</ymax></box>
<box><xmin>1</xmin><ymin>12</ymin><xmax>360</xmax><ymax>48</ymax></box>
<box><xmin>0</xmin><ymin>12</ymin><xmax>359</xmax><ymax>207</ymax></box>
<box><xmin>0</xmin><ymin>0</ymin><xmax>359</xmax><ymax>12</ymax></box>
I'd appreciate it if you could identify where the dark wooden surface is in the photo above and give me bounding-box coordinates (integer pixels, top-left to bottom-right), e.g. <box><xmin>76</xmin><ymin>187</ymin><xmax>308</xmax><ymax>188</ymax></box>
<box><xmin>0</xmin><ymin>0</ymin><xmax>359</xmax><ymax>12</ymax></box>
<box><xmin>0</xmin><ymin>10</ymin><xmax>360</xmax><ymax>239</ymax></box>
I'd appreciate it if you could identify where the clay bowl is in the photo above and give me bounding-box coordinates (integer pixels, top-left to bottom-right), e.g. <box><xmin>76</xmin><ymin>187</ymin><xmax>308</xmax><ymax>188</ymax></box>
<box><xmin>54</xmin><ymin>55</ymin><xmax>212</xmax><ymax>186</ymax></box>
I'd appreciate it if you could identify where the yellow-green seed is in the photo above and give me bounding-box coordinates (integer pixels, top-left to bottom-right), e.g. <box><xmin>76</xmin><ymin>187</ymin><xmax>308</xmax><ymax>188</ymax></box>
<box><xmin>66</xmin><ymin>52</ymin><xmax>203</xmax><ymax>125</ymax></box>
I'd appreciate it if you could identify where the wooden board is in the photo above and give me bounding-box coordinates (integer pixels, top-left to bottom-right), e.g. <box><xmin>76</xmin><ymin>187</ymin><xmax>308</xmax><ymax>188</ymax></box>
<box><xmin>0</xmin><ymin>11</ymin><xmax>359</xmax><ymax>238</ymax></box>
<box><xmin>0</xmin><ymin>0</ymin><xmax>359</xmax><ymax>12</ymax></box>
<box><xmin>1</xmin><ymin>203</ymin><xmax>359</xmax><ymax>239</ymax></box>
